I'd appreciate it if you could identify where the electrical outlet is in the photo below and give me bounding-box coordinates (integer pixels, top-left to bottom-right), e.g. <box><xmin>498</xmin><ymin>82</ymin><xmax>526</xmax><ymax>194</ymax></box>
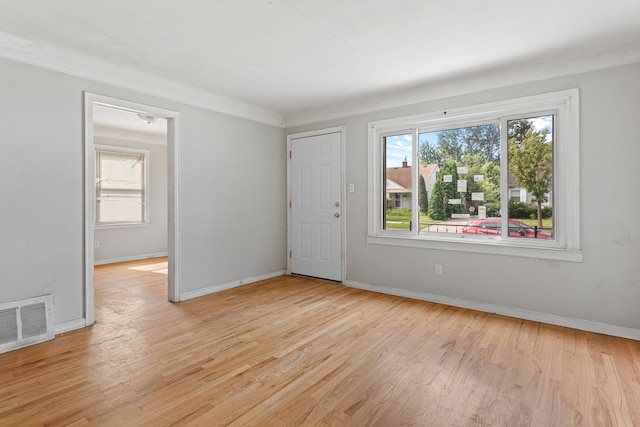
<box><xmin>435</xmin><ymin>264</ymin><xmax>442</xmax><ymax>275</ymax></box>
<box><xmin>94</xmin><ymin>240</ymin><xmax>100</xmax><ymax>248</ymax></box>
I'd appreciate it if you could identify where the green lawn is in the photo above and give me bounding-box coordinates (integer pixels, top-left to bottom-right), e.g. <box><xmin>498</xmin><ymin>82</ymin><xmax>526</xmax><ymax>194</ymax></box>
<box><xmin>384</xmin><ymin>209</ymin><xmax>553</xmax><ymax>231</ymax></box>
<box><xmin>513</xmin><ymin>217</ymin><xmax>553</xmax><ymax>231</ymax></box>
<box><xmin>385</xmin><ymin>209</ymin><xmax>442</xmax><ymax>230</ymax></box>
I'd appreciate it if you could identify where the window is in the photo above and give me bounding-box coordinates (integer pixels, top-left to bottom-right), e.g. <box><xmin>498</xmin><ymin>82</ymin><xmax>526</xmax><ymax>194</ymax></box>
<box><xmin>95</xmin><ymin>146</ymin><xmax>148</xmax><ymax>226</ymax></box>
<box><xmin>368</xmin><ymin>90</ymin><xmax>581</xmax><ymax>261</ymax></box>
<box><xmin>509</xmin><ymin>189</ymin><xmax>522</xmax><ymax>201</ymax></box>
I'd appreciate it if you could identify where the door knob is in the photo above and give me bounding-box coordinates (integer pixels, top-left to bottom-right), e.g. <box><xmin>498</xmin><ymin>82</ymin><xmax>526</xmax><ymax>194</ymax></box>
<box><xmin>334</xmin><ymin>213</ymin><xmax>340</xmax><ymax>218</ymax></box>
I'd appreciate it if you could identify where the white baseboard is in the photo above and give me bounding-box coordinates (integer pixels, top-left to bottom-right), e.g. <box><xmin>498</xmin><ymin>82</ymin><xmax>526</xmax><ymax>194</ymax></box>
<box><xmin>54</xmin><ymin>317</ymin><xmax>87</xmax><ymax>334</ymax></box>
<box><xmin>94</xmin><ymin>252</ymin><xmax>168</xmax><ymax>266</ymax></box>
<box><xmin>180</xmin><ymin>270</ymin><xmax>286</xmax><ymax>301</ymax></box>
<box><xmin>344</xmin><ymin>280</ymin><xmax>640</xmax><ymax>341</ymax></box>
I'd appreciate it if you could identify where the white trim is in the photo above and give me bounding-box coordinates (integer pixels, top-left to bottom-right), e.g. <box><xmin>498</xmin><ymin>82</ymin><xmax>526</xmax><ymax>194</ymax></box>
<box><xmin>2</xmin><ymin>33</ymin><xmax>637</xmax><ymax>129</ymax></box>
<box><xmin>0</xmin><ymin>46</ymin><xmax>283</xmax><ymax>127</ymax></box>
<box><xmin>367</xmin><ymin>89</ymin><xmax>581</xmax><ymax>262</ymax></box>
<box><xmin>94</xmin><ymin>144</ymin><xmax>151</xmax><ymax>154</ymax></box>
<box><xmin>94</xmin><ymin>124</ymin><xmax>167</xmax><ymax>146</ymax></box>
<box><xmin>94</xmin><ymin>252</ymin><xmax>168</xmax><ymax>266</ymax></box>
<box><xmin>345</xmin><ymin>280</ymin><xmax>640</xmax><ymax>341</ymax></box>
<box><xmin>84</xmin><ymin>97</ymin><xmax>96</xmax><ymax>326</ymax></box>
<box><xmin>283</xmin><ymin>45</ymin><xmax>640</xmax><ymax>128</ymax></box>
<box><xmin>369</xmin><ymin>90</ymin><xmax>577</xmax><ymax>134</ymax></box>
<box><xmin>167</xmin><ymin>115</ymin><xmax>181</xmax><ymax>302</ymax></box>
<box><xmin>54</xmin><ymin>318</ymin><xmax>87</xmax><ymax>334</ymax></box>
<box><xmin>84</xmin><ymin>93</ymin><xmax>181</xmax><ymax>326</ymax></box>
<box><xmin>366</xmin><ymin>235</ymin><xmax>582</xmax><ymax>262</ymax></box>
<box><xmin>180</xmin><ymin>270</ymin><xmax>285</xmax><ymax>301</ymax></box>
<box><xmin>286</xmin><ymin>126</ymin><xmax>347</xmax><ymax>282</ymax></box>
<box><xmin>94</xmin><ymin>222</ymin><xmax>152</xmax><ymax>230</ymax></box>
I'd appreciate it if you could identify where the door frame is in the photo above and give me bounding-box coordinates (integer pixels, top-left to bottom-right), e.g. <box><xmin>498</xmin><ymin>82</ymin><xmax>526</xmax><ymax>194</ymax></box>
<box><xmin>83</xmin><ymin>93</ymin><xmax>181</xmax><ymax>326</ymax></box>
<box><xmin>286</xmin><ymin>126</ymin><xmax>346</xmax><ymax>282</ymax></box>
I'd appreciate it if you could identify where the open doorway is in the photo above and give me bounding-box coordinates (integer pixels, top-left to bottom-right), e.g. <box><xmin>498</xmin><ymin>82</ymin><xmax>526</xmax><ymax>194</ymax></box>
<box><xmin>84</xmin><ymin>93</ymin><xmax>180</xmax><ymax>326</ymax></box>
<box><xmin>93</xmin><ymin>105</ymin><xmax>167</xmax><ymax>265</ymax></box>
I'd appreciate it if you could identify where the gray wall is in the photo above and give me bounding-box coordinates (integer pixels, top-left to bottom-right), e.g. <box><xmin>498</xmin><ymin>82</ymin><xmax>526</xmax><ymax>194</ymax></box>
<box><xmin>2</xmin><ymin>53</ymin><xmax>637</xmax><ymax>338</ymax></box>
<box><xmin>93</xmin><ymin>135</ymin><xmax>168</xmax><ymax>264</ymax></box>
<box><xmin>177</xmin><ymin>106</ymin><xmax>287</xmax><ymax>292</ymax></box>
<box><xmin>287</xmin><ymin>62</ymin><xmax>640</xmax><ymax>335</ymax></box>
<box><xmin>0</xmin><ymin>57</ymin><xmax>287</xmax><ymax>328</ymax></box>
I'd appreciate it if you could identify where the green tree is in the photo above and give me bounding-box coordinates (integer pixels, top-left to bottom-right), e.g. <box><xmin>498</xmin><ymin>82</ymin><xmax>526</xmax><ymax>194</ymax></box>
<box><xmin>418</xmin><ymin>139</ymin><xmax>443</xmax><ymax>165</ymax></box>
<box><xmin>480</xmin><ymin>161</ymin><xmax>500</xmax><ymax>202</ymax></box>
<box><xmin>420</xmin><ymin>124</ymin><xmax>500</xmax><ymax>166</ymax></box>
<box><xmin>438</xmin><ymin>161</ymin><xmax>459</xmax><ymax>217</ymax></box>
<box><xmin>457</xmin><ymin>154</ymin><xmax>485</xmax><ymax>213</ymax></box>
<box><xmin>428</xmin><ymin>180</ymin><xmax>446</xmax><ymax>220</ymax></box>
<box><xmin>435</xmin><ymin>130</ymin><xmax>465</xmax><ymax>163</ymax></box>
<box><xmin>469</xmin><ymin>124</ymin><xmax>500</xmax><ymax>163</ymax></box>
<box><xmin>508</xmin><ymin>120</ymin><xmax>553</xmax><ymax>228</ymax></box>
<box><xmin>418</xmin><ymin>174</ymin><xmax>429</xmax><ymax>216</ymax></box>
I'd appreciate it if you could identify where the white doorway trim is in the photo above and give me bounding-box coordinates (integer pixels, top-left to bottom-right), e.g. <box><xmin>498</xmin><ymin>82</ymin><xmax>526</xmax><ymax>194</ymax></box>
<box><xmin>286</xmin><ymin>126</ymin><xmax>346</xmax><ymax>282</ymax></box>
<box><xmin>83</xmin><ymin>93</ymin><xmax>181</xmax><ymax>326</ymax></box>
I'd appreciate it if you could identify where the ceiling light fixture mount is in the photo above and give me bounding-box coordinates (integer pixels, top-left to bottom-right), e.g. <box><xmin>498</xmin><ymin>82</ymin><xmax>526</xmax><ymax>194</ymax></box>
<box><xmin>137</xmin><ymin>113</ymin><xmax>157</xmax><ymax>124</ymax></box>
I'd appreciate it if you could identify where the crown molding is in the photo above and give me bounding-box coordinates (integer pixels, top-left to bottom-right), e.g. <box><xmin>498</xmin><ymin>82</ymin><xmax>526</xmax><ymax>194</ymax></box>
<box><xmin>284</xmin><ymin>41</ymin><xmax>640</xmax><ymax>128</ymax></box>
<box><xmin>0</xmin><ymin>40</ymin><xmax>285</xmax><ymax>128</ymax></box>
<box><xmin>2</xmin><ymin>34</ymin><xmax>638</xmax><ymax>130</ymax></box>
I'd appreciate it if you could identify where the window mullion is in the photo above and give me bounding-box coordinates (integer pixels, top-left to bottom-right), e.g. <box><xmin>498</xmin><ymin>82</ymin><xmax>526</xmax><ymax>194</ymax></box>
<box><xmin>95</xmin><ymin>150</ymin><xmax>102</xmax><ymax>224</ymax></box>
<box><xmin>412</xmin><ymin>129</ymin><xmax>419</xmax><ymax>235</ymax></box>
<box><xmin>499</xmin><ymin>118</ymin><xmax>509</xmax><ymax>239</ymax></box>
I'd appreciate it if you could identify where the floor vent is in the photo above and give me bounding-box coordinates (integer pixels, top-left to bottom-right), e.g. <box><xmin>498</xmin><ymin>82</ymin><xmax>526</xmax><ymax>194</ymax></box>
<box><xmin>0</xmin><ymin>295</ymin><xmax>54</xmax><ymax>354</ymax></box>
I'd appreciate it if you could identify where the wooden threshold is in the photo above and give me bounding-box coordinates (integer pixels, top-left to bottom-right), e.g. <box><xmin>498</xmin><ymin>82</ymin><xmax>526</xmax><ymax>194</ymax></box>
<box><xmin>0</xmin><ymin>258</ymin><xmax>639</xmax><ymax>425</ymax></box>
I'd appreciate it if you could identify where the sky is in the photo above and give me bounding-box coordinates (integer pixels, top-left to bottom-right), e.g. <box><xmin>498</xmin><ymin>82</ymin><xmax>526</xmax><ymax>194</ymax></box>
<box><xmin>385</xmin><ymin>133</ymin><xmax>412</xmax><ymax>168</ymax></box>
<box><xmin>385</xmin><ymin>115</ymin><xmax>552</xmax><ymax>168</ymax></box>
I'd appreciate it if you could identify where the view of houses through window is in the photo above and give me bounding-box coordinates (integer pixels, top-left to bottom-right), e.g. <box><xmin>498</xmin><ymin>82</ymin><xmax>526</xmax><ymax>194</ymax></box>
<box><xmin>383</xmin><ymin>115</ymin><xmax>554</xmax><ymax>240</ymax></box>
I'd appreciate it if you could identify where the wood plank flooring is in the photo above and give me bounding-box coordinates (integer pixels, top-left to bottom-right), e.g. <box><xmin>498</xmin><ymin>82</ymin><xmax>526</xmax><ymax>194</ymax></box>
<box><xmin>1</xmin><ymin>258</ymin><xmax>639</xmax><ymax>426</ymax></box>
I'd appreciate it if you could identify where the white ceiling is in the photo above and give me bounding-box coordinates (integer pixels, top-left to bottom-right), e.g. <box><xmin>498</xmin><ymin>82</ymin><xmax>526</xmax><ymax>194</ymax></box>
<box><xmin>1</xmin><ymin>0</ymin><xmax>639</xmax><ymax>126</ymax></box>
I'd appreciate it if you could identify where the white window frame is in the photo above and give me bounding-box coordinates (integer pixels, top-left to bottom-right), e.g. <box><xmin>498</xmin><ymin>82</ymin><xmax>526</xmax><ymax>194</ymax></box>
<box><xmin>95</xmin><ymin>145</ymin><xmax>150</xmax><ymax>228</ymax></box>
<box><xmin>367</xmin><ymin>89</ymin><xmax>581</xmax><ymax>262</ymax></box>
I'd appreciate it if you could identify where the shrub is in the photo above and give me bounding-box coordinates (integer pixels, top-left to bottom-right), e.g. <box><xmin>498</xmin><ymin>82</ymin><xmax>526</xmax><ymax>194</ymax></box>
<box><xmin>485</xmin><ymin>203</ymin><xmax>501</xmax><ymax>217</ymax></box>
<box><xmin>428</xmin><ymin>180</ymin><xmax>446</xmax><ymax>220</ymax></box>
<box><xmin>508</xmin><ymin>200</ymin><xmax>536</xmax><ymax>218</ymax></box>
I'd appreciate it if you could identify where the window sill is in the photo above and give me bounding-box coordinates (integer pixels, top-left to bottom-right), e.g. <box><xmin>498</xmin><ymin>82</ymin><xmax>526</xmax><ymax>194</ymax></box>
<box><xmin>366</xmin><ymin>234</ymin><xmax>582</xmax><ymax>262</ymax></box>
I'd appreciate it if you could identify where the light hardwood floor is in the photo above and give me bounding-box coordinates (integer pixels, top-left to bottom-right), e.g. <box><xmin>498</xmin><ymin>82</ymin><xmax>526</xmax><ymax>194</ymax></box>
<box><xmin>1</xmin><ymin>258</ymin><xmax>639</xmax><ymax>426</ymax></box>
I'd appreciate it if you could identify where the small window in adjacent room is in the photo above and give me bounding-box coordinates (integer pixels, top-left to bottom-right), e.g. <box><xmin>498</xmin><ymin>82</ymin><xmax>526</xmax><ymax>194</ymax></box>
<box><xmin>95</xmin><ymin>146</ymin><xmax>148</xmax><ymax>226</ymax></box>
<box><xmin>367</xmin><ymin>89</ymin><xmax>581</xmax><ymax>261</ymax></box>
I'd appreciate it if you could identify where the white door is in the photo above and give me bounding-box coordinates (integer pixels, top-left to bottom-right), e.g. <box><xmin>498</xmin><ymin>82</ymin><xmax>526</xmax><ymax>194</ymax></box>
<box><xmin>291</xmin><ymin>131</ymin><xmax>342</xmax><ymax>281</ymax></box>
